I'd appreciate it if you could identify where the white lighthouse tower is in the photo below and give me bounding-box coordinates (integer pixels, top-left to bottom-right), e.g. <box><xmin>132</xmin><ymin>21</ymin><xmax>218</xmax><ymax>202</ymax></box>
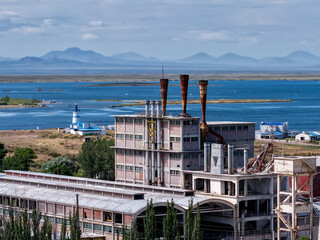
<box><xmin>72</xmin><ymin>103</ymin><xmax>80</xmax><ymax>124</ymax></box>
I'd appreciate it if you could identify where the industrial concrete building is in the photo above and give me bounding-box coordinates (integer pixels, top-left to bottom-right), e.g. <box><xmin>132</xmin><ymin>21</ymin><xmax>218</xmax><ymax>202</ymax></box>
<box><xmin>0</xmin><ymin>75</ymin><xmax>318</xmax><ymax>240</ymax></box>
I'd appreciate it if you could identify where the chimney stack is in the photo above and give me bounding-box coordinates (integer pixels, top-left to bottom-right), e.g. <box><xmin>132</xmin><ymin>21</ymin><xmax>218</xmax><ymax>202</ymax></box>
<box><xmin>199</xmin><ymin>80</ymin><xmax>209</xmax><ymax>141</ymax></box>
<box><xmin>160</xmin><ymin>79</ymin><xmax>169</xmax><ymax>116</ymax></box>
<box><xmin>179</xmin><ymin>74</ymin><xmax>189</xmax><ymax>117</ymax></box>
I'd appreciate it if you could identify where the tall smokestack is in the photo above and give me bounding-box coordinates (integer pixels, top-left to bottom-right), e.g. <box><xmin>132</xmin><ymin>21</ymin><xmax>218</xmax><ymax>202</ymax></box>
<box><xmin>160</xmin><ymin>79</ymin><xmax>168</xmax><ymax>116</ymax></box>
<box><xmin>180</xmin><ymin>75</ymin><xmax>189</xmax><ymax>117</ymax></box>
<box><xmin>199</xmin><ymin>80</ymin><xmax>209</xmax><ymax>141</ymax></box>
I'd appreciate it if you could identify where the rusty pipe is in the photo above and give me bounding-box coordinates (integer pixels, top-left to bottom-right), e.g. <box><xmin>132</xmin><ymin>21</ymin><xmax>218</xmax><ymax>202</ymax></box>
<box><xmin>160</xmin><ymin>79</ymin><xmax>168</xmax><ymax>116</ymax></box>
<box><xmin>199</xmin><ymin>80</ymin><xmax>208</xmax><ymax>124</ymax></box>
<box><xmin>199</xmin><ymin>80</ymin><xmax>209</xmax><ymax>141</ymax></box>
<box><xmin>180</xmin><ymin>74</ymin><xmax>189</xmax><ymax>116</ymax></box>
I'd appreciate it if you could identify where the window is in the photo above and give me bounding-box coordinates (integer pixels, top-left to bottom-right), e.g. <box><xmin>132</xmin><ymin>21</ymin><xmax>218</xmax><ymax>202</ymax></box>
<box><xmin>116</xmin><ymin>149</ymin><xmax>124</xmax><ymax>154</ymax></box>
<box><xmin>125</xmin><ymin>134</ymin><xmax>133</xmax><ymax>139</ymax></box>
<box><xmin>116</xmin><ymin>118</ymin><xmax>124</xmax><ymax>123</ymax></box>
<box><xmin>170</xmin><ymin>170</ymin><xmax>180</xmax><ymax>175</ymax></box>
<box><xmin>125</xmin><ymin>118</ymin><xmax>133</xmax><ymax>123</ymax></box>
<box><xmin>191</xmin><ymin>137</ymin><xmax>198</xmax><ymax>142</ymax></box>
<box><xmin>237</xmin><ymin>126</ymin><xmax>243</xmax><ymax>130</ymax></box>
<box><xmin>116</xmin><ymin>165</ymin><xmax>125</xmax><ymax>170</ymax></box>
<box><xmin>229</xmin><ymin>126</ymin><xmax>236</xmax><ymax>130</ymax></box>
<box><xmin>135</xmin><ymin>167</ymin><xmax>143</xmax><ymax>172</ymax></box>
<box><xmin>135</xmin><ymin>118</ymin><xmax>143</xmax><ymax>124</ymax></box>
<box><xmin>243</xmin><ymin>125</ymin><xmax>248</xmax><ymax>130</ymax></box>
<box><xmin>84</xmin><ymin>222</ymin><xmax>92</xmax><ymax>229</ymax></box>
<box><xmin>183</xmin><ymin>137</ymin><xmax>191</xmax><ymax>142</ymax></box>
<box><xmin>104</xmin><ymin>225</ymin><xmax>112</xmax><ymax>233</ymax></box>
<box><xmin>126</xmin><ymin>150</ymin><xmax>134</xmax><ymax>155</ymax></box>
<box><xmin>103</xmin><ymin>212</ymin><xmax>112</xmax><ymax>222</ymax></box>
<box><xmin>213</xmin><ymin>126</ymin><xmax>220</xmax><ymax>131</ymax></box>
<box><xmin>183</xmin><ymin>120</ymin><xmax>198</xmax><ymax>125</ymax></box>
<box><xmin>135</xmin><ymin>150</ymin><xmax>143</xmax><ymax>156</ymax></box>
<box><xmin>183</xmin><ymin>153</ymin><xmax>198</xmax><ymax>159</ymax></box>
<box><xmin>135</xmin><ymin>135</ymin><xmax>143</xmax><ymax>140</ymax></box>
<box><xmin>114</xmin><ymin>213</ymin><xmax>122</xmax><ymax>224</ymax></box>
<box><xmin>170</xmin><ymin>120</ymin><xmax>180</xmax><ymax>125</ymax></box>
<box><xmin>170</xmin><ymin>153</ymin><xmax>181</xmax><ymax>158</ymax></box>
<box><xmin>116</xmin><ymin>134</ymin><xmax>124</xmax><ymax>138</ymax></box>
<box><xmin>125</xmin><ymin>166</ymin><xmax>134</xmax><ymax>171</ymax></box>
<box><xmin>222</xmin><ymin>126</ymin><xmax>228</xmax><ymax>131</ymax></box>
<box><xmin>47</xmin><ymin>217</ymin><xmax>54</xmax><ymax>223</ymax></box>
<box><xmin>56</xmin><ymin>218</ymin><xmax>63</xmax><ymax>224</ymax></box>
<box><xmin>94</xmin><ymin>224</ymin><xmax>102</xmax><ymax>231</ymax></box>
<box><xmin>170</xmin><ymin>137</ymin><xmax>180</xmax><ymax>142</ymax></box>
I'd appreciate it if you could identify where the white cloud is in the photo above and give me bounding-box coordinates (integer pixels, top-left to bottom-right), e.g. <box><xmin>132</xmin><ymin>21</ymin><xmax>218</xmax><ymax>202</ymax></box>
<box><xmin>82</xmin><ymin>33</ymin><xmax>98</xmax><ymax>40</ymax></box>
<box><xmin>88</xmin><ymin>20</ymin><xmax>104</xmax><ymax>27</ymax></box>
<box><xmin>198</xmin><ymin>31</ymin><xmax>231</xmax><ymax>41</ymax></box>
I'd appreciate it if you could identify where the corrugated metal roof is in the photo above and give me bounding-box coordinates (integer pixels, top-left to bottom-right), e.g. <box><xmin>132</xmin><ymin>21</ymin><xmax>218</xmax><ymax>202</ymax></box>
<box><xmin>261</xmin><ymin>122</ymin><xmax>284</xmax><ymax>126</ymax></box>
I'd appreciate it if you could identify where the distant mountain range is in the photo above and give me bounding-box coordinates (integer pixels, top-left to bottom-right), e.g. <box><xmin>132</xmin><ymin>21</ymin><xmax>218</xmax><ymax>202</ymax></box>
<box><xmin>1</xmin><ymin>47</ymin><xmax>320</xmax><ymax>74</ymax></box>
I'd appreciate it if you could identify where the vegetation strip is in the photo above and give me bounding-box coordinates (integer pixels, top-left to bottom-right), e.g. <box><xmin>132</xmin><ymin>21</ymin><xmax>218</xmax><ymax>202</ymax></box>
<box><xmin>107</xmin><ymin>99</ymin><xmax>292</xmax><ymax>108</ymax></box>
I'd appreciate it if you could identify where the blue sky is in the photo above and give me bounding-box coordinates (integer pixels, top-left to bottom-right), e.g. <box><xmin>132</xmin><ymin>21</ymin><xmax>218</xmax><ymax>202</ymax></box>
<box><xmin>0</xmin><ymin>0</ymin><xmax>319</xmax><ymax>59</ymax></box>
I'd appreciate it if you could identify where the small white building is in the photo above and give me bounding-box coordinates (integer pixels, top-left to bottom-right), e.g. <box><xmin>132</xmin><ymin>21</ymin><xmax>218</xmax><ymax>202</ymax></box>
<box><xmin>295</xmin><ymin>131</ymin><xmax>320</xmax><ymax>142</ymax></box>
<box><xmin>256</xmin><ymin>122</ymin><xmax>288</xmax><ymax>139</ymax></box>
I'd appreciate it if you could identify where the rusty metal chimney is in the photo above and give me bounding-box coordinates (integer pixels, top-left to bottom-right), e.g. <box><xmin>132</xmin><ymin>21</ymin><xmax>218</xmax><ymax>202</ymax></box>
<box><xmin>199</xmin><ymin>80</ymin><xmax>209</xmax><ymax>141</ymax></box>
<box><xmin>160</xmin><ymin>79</ymin><xmax>168</xmax><ymax>116</ymax></box>
<box><xmin>179</xmin><ymin>74</ymin><xmax>189</xmax><ymax>117</ymax></box>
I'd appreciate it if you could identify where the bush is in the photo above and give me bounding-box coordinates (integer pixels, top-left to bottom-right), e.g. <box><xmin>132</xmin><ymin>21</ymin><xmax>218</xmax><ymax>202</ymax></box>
<box><xmin>41</xmin><ymin>156</ymin><xmax>76</xmax><ymax>176</ymax></box>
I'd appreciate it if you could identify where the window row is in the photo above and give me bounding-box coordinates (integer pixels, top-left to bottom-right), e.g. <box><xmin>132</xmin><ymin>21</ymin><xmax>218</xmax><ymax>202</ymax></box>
<box><xmin>183</xmin><ymin>120</ymin><xmax>199</xmax><ymax>125</ymax></box>
<box><xmin>183</xmin><ymin>137</ymin><xmax>198</xmax><ymax>142</ymax></box>
<box><xmin>116</xmin><ymin>134</ymin><xmax>143</xmax><ymax>140</ymax></box>
<box><xmin>183</xmin><ymin>153</ymin><xmax>199</xmax><ymax>159</ymax></box>
<box><xmin>170</xmin><ymin>170</ymin><xmax>180</xmax><ymax>175</ymax></box>
<box><xmin>209</xmin><ymin>125</ymin><xmax>249</xmax><ymax>132</ymax></box>
<box><xmin>170</xmin><ymin>137</ymin><xmax>180</xmax><ymax>142</ymax></box>
<box><xmin>116</xmin><ymin>149</ymin><xmax>143</xmax><ymax>156</ymax></box>
<box><xmin>116</xmin><ymin>165</ymin><xmax>143</xmax><ymax>172</ymax></box>
<box><xmin>170</xmin><ymin>120</ymin><xmax>180</xmax><ymax>125</ymax></box>
<box><xmin>170</xmin><ymin>153</ymin><xmax>181</xmax><ymax>159</ymax></box>
<box><xmin>116</xmin><ymin>118</ymin><xmax>143</xmax><ymax>124</ymax></box>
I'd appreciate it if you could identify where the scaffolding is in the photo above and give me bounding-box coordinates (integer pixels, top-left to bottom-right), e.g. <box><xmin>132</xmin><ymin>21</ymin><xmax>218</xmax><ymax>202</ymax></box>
<box><xmin>274</xmin><ymin>156</ymin><xmax>317</xmax><ymax>239</ymax></box>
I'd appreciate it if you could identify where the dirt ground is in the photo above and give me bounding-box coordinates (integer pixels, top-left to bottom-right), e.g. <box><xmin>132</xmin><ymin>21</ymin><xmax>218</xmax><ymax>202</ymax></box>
<box><xmin>0</xmin><ymin>129</ymin><xmax>114</xmax><ymax>167</ymax></box>
<box><xmin>0</xmin><ymin>130</ymin><xmax>318</xmax><ymax>170</ymax></box>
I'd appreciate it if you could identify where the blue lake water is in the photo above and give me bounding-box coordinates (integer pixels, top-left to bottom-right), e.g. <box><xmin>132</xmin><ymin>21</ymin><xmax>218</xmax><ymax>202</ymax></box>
<box><xmin>0</xmin><ymin>80</ymin><xmax>319</xmax><ymax>131</ymax></box>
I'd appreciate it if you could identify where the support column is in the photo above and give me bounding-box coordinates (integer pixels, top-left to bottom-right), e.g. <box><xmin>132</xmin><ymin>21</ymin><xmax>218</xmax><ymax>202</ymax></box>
<box><xmin>277</xmin><ymin>175</ymin><xmax>281</xmax><ymax>240</ymax></box>
<box><xmin>243</xmin><ymin>149</ymin><xmax>248</xmax><ymax>174</ymax></box>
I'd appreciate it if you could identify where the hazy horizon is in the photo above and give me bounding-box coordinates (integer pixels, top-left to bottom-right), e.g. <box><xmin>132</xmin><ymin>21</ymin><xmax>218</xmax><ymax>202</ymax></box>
<box><xmin>1</xmin><ymin>0</ymin><xmax>319</xmax><ymax>60</ymax></box>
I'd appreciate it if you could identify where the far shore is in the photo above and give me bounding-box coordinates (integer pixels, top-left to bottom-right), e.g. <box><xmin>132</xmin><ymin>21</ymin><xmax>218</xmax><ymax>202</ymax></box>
<box><xmin>0</xmin><ymin>73</ymin><xmax>320</xmax><ymax>83</ymax></box>
<box><xmin>106</xmin><ymin>99</ymin><xmax>292</xmax><ymax>108</ymax></box>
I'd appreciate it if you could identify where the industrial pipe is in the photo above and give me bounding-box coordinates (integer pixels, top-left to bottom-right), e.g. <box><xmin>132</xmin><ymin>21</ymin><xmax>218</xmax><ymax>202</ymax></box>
<box><xmin>199</xmin><ymin>80</ymin><xmax>209</xmax><ymax>142</ymax></box>
<box><xmin>156</xmin><ymin>101</ymin><xmax>161</xmax><ymax>117</ymax></box>
<box><xmin>228</xmin><ymin>144</ymin><xmax>234</xmax><ymax>174</ymax></box>
<box><xmin>204</xmin><ymin>142</ymin><xmax>211</xmax><ymax>172</ymax></box>
<box><xmin>160</xmin><ymin>79</ymin><xmax>169</xmax><ymax>116</ymax></box>
<box><xmin>145</xmin><ymin>100</ymin><xmax>150</xmax><ymax>117</ymax></box>
<box><xmin>244</xmin><ymin>149</ymin><xmax>248</xmax><ymax>174</ymax></box>
<box><xmin>179</xmin><ymin>75</ymin><xmax>189</xmax><ymax>117</ymax></box>
<box><xmin>150</xmin><ymin>100</ymin><xmax>155</xmax><ymax>117</ymax></box>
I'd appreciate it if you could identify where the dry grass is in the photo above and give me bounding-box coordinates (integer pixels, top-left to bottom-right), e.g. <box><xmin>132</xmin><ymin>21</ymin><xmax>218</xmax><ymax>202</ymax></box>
<box><xmin>254</xmin><ymin>140</ymin><xmax>320</xmax><ymax>157</ymax></box>
<box><xmin>0</xmin><ymin>129</ymin><xmax>114</xmax><ymax>164</ymax></box>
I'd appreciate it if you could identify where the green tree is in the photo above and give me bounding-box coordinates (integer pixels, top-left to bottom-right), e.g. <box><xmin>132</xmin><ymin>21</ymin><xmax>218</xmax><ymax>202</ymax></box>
<box><xmin>192</xmin><ymin>204</ymin><xmax>203</xmax><ymax>240</ymax></box>
<box><xmin>2</xmin><ymin>148</ymin><xmax>36</xmax><ymax>171</ymax></box>
<box><xmin>60</xmin><ymin>217</ymin><xmax>67</xmax><ymax>240</ymax></box>
<box><xmin>144</xmin><ymin>200</ymin><xmax>156</xmax><ymax>240</ymax></box>
<box><xmin>78</xmin><ymin>139</ymin><xmax>115</xmax><ymax>180</ymax></box>
<box><xmin>1</xmin><ymin>95</ymin><xmax>10</xmax><ymax>104</ymax></box>
<box><xmin>0</xmin><ymin>143</ymin><xmax>7</xmax><ymax>169</ymax></box>
<box><xmin>39</xmin><ymin>217</ymin><xmax>52</xmax><ymax>240</ymax></box>
<box><xmin>184</xmin><ymin>199</ymin><xmax>193</xmax><ymax>240</ymax></box>
<box><xmin>69</xmin><ymin>208</ymin><xmax>81</xmax><ymax>240</ymax></box>
<box><xmin>31</xmin><ymin>209</ymin><xmax>41</xmax><ymax>240</ymax></box>
<box><xmin>163</xmin><ymin>200</ymin><xmax>180</xmax><ymax>240</ymax></box>
<box><xmin>41</xmin><ymin>156</ymin><xmax>76</xmax><ymax>176</ymax></box>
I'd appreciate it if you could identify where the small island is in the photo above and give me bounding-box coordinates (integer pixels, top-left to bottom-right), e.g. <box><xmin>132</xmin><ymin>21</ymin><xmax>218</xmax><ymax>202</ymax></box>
<box><xmin>103</xmin><ymin>99</ymin><xmax>293</xmax><ymax>108</ymax></box>
<box><xmin>0</xmin><ymin>95</ymin><xmax>42</xmax><ymax>109</ymax></box>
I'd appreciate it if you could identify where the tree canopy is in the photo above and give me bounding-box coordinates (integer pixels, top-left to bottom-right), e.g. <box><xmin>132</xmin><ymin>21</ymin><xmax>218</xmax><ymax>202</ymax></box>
<box><xmin>2</xmin><ymin>147</ymin><xmax>36</xmax><ymax>171</ymax></box>
<box><xmin>41</xmin><ymin>156</ymin><xmax>76</xmax><ymax>176</ymax></box>
<box><xmin>77</xmin><ymin>139</ymin><xmax>114</xmax><ymax>180</ymax></box>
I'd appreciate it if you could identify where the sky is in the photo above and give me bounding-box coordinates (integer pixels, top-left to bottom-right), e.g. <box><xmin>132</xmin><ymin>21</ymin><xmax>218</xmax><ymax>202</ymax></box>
<box><xmin>0</xmin><ymin>0</ymin><xmax>319</xmax><ymax>59</ymax></box>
